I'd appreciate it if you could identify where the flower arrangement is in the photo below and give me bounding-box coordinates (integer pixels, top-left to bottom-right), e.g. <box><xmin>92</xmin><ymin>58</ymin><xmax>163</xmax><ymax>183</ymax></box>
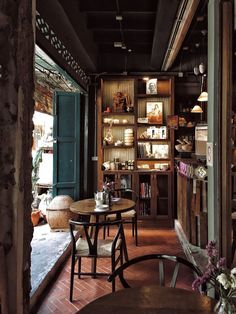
<box><xmin>192</xmin><ymin>240</ymin><xmax>236</xmax><ymax>312</ymax></box>
<box><xmin>103</xmin><ymin>180</ymin><xmax>115</xmax><ymax>194</ymax></box>
<box><xmin>102</xmin><ymin>180</ymin><xmax>115</xmax><ymax>205</ymax></box>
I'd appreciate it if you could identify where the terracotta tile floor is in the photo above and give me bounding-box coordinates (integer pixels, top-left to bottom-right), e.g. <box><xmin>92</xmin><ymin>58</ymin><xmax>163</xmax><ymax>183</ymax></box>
<box><xmin>36</xmin><ymin>223</ymin><xmax>195</xmax><ymax>313</ymax></box>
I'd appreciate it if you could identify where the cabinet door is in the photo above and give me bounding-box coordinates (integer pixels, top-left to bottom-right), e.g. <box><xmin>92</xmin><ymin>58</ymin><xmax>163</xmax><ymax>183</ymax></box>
<box><xmin>138</xmin><ymin>173</ymin><xmax>152</xmax><ymax>218</ymax></box>
<box><xmin>53</xmin><ymin>91</ymin><xmax>81</xmax><ymax>199</ymax></box>
<box><xmin>103</xmin><ymin>173</ymin><xmax>134</xmax><ymax>190</ymax></box>
<box><xmin>155</xmin><ymin>173</ymin><xmax>173</xmax><ymax>226</ymax></box>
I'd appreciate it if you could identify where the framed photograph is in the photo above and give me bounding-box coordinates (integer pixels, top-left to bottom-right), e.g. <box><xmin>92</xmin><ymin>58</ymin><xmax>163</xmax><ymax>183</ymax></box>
<box><xmin>146</xmin><ymin>78</ymin><xmax>157</xmax><ymax>94</ymax></box>
<box><xmin>167</xmin><ymin>115</ymin><xmax>179</xmax><ymax>129</ymax></box>
<box><xmin>146</xmin><ymin>126</ymin><xmax>167</xmax><ymax>139</ymax></box>
<box><xmin>146</xmin><ymin>101</ymin><xmax>163</xmax><ymax>124</ymax></box>
<box><xmin>152</xmin><ymin>144</ymin><xmax>169</xmax><ymax>159</ymax></box>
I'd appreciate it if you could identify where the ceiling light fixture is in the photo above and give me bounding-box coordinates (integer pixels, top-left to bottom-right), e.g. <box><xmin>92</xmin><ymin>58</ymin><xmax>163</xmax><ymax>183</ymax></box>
<box><xmin>128</xmin><ymin>49</ymin><xmax>132</xmax><ymax>52</ymax></box>
<box><xmin>191</xmin><ymin>105</ymin><xmax>203</xmax><ymax>113</ymax></box>
<box><xmin>114</xmin><ymin>42</ymin><xmax>122</xmax><ymax>48</ymax></box>
<box><xmin>197</xmin><ymin>74</ymin><xmax>208</xmax><ymax>102</ymax></box>
<box><xmin>197</xmin><ymin>91</ymin><xmax>208</xmax><ymax>102</ymax></box>
<box><xmin>116</xmin><ymin>15</ymin><xmax>123</xmax><ymax>21</ymax></box>
<box><xmin>143</xmin><ymin>77</ymin><xmax>149</xmax><ymax>81</ymax></box>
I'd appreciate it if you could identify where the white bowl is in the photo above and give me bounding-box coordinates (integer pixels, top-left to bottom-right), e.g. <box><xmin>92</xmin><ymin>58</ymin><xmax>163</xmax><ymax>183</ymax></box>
<box><xmin>95</xmin><ymin>204</ymin><xmax>110</xmax><ymax>211</ymax></box>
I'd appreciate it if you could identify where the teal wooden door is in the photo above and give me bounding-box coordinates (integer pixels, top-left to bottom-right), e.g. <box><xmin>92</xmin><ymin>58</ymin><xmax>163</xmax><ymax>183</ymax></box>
<box><xmin>53</xmin><ymin>91</ymin><xmax>81</xmax><ymax>200</ymax></box>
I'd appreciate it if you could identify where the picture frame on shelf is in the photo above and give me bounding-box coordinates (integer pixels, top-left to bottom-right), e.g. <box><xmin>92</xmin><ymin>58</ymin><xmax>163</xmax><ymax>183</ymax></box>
<box><xmin>167</xmin><ymin>115</ymin><xmax>179</xmax><ymax>129</ymax></box>
<box><xmin>152</xmin><ymin>144</ymin><xmax>169</xmax><ymax>159</ymax></box>
<box><xmin>146</xmin><ymin>101</ymin><xmax>163</xmax><ymax>124</ymax></box>
<box><xmin>146</xmin><ymin>126</ymin><xmax>167</xmax><ymax>139</ymax></box>
<box><xmin>146</xmin><ymin>78</ymin><xmax>157</xmax><ymax>94</ymax></box>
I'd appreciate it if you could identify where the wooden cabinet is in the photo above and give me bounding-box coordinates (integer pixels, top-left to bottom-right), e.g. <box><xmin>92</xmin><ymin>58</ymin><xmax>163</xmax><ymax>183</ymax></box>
<box><xmin>174</xmin><ymin>77</ymin><xmax>203</xmax><ymax>159</ymax></box>
<box><xmin>97</xmin><ymin>76</ymin><xmax>174</xmax><ymax>226</ymax></box>
<box><xmin>138</xmin><ymin>172</ymin><xmax>172</xmax><ymax>225</ymax></box>
<box><xmin>176</xmin><ymin>165</ymin><xmax>208</xmax><ymax>248</ymax></box>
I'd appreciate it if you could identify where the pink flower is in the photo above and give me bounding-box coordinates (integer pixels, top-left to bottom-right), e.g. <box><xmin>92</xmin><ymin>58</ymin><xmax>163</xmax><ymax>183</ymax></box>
<box><xmin>192</xmin><ymin>241</ymin><xmax>236</xmax><ymax>299</ymax></box>
<box><xmin>206</xmin><ymin>240</ymin><xmax>218</xmax><ymax>258</ymax></box>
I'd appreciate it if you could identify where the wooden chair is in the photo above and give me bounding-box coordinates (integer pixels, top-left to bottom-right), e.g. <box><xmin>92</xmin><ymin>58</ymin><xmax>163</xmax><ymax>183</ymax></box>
<box><xmin>108</xmin><ymin>253</ymin><xmax>204</xmax><ymax>292</ymax></box>
<box><xmin>69</xmin><ymin>219</ymin><xmax>123</xmax><ymax>301</ymax></box>
<box><xmin>105</xmin><ymin>188</ymin><xmax>138</xmax><ymax>246</ymax></box>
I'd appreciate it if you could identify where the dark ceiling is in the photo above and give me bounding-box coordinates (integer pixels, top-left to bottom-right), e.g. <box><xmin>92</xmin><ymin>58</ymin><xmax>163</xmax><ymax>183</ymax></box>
<box><xmin>37</xmin><ymin>0</ymin><xmax>208</xmax><ymax>77</ymax></box>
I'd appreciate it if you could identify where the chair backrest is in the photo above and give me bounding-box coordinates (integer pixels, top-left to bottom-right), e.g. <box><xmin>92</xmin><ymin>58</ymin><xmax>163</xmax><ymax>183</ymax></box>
<box><xmin>108</xmin><ymin>253</ymin><xmax>204</xmax><ymax>291</ymax></box>
<box><xmin>69</xmin><ymin>219</ymin><xmax>122</xmax><ymax>257</ymax></box>
<box><xmin>113</xmin><ymin>188</ymin><xmax>138</xmax><ymax>204</ymax></box>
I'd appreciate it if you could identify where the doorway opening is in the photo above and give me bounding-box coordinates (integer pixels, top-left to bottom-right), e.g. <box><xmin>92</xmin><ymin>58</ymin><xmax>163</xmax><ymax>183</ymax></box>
<box><xmin>31</xmin><ymin>45</ymin><xmax>81</xmax><ymax>303</ymax></box>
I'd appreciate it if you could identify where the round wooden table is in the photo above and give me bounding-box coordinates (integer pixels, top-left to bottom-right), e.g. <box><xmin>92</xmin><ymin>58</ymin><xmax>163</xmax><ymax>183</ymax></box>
<box><xmin>70</xmin><ymin>198</ymin><xmax>135</xmax><ymax>217</ymax></box>
<box><xmin>70</xmin><ymin>198</ymin><xmax>135</xmax><ymax>261</ymax></box>
<box><xmin>77</xmin><ymin>286</ymin><xmax>216</xmax><ymax>313</ymax></box>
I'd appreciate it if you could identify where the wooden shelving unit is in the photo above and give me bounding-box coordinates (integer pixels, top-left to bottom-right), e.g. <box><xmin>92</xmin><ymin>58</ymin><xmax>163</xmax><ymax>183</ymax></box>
<box><xmin>97</xmin><ymin>76</ymin><xmax>174</xmax><ymax>226</ymax></box>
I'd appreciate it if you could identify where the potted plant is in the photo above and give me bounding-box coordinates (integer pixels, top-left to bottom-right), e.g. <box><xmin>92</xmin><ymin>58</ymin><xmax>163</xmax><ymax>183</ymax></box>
<box><xmin>31</xmin><ymin>147</ymin><xmax>43</xmax><ymax>226</ymax></box>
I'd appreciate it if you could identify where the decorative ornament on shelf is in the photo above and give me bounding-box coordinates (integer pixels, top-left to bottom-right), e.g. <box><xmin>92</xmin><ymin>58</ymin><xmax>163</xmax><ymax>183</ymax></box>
<box><xmin>192</xmin><ymin>241</ymin><xmax>236</xmax><ymax>313</ymax></box>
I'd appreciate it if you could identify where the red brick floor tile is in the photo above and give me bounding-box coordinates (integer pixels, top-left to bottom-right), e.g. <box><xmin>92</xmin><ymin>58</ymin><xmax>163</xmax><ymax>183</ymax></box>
<box><xmin>36</xmin><ymin>225</ymin><xmax>194</xmax><ymax>313</ymax></box>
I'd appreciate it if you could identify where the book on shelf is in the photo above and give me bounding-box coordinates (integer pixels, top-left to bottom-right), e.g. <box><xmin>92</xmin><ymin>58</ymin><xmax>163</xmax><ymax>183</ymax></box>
<box><xmin>138</xmin><ymin>201</ymin><xmax>151</xmax><ymax>216</ymax></box>
<box><xmin>140</xmin><ymin>182</ymin><xmax>151</xmax><ymax>198</ymax></box>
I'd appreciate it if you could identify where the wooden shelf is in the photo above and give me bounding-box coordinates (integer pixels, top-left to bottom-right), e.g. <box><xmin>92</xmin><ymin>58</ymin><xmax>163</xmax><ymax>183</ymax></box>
<box><xmin>137</xmin><ymin>138</ymin><xmax>169</xmax><ymax>142</ymax></box>
<box><xmin>103</xmin><ymin>170</ymin><xmax>134</xmax><ymax>174</ymax></box>
<box><xmin>103</xmin><ymin>145</ymin><xmax>134</xmax><ymax>149</ymax></box>
<box><xmin>98</xmin><ymin>76</ymin><xmax>174</xmax><ymax>225</ymax></box>
<box><xmin>177</xmin><ymin>126</ymin><xmax>195</xmax><ymax>129</ymax></box>
<box><xmin>137</xmin><ymin>123</ymin><xmax>166</xmax><ymax>127</ymax></box>
<box><xmin>137</xmin><ymin>93</ymin><xmax>170</xmax><ymax>98</ymax></box>
<box><xmin>102</xmin><ymin>112</ymin><xmax>135</xmax><ymax>116</ymax></box>
<box><xmin>102</xmin><ymin>123</ymin><xmax>135</xmax><ymax>127</ymax></box>
<box><xmin>137</xmin><ymin>158</ymin><xmax>171</xmax><ymax>161</ymax></box>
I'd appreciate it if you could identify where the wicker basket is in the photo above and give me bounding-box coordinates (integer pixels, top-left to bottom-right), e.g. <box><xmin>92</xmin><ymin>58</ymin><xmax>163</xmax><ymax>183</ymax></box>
<box><xmin>46</xmin><ymin>195</ymin><xmax>76</xmax><ymax>231</ymax></box>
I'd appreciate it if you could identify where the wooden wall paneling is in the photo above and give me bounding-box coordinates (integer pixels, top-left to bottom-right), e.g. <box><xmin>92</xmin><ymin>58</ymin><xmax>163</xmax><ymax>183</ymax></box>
<box><xmin>97</xmin><ymin>80</ymin><xmax>103</xmax><ymax>190</ymax></box>
<box><xmin>199</xmin><ymin>212</ymin><xmax>208</xmax><ymax>248</ymax></box>
<box><xmin>177</xmin><ymin>173</ymin><xmax>183</xmax><ymax>226</ymax></box>
<box><xmin>185</xmin><ymin>178</ymin><xmax>191</xmax><ymax>240</ymax></box>
<box><xmin>190</xmin><ymin>180</ymin><xmax>197</xmax><ymax>245</ymax></box>
<box><xmin>182</xmin><ymin>175</ymin><xmax>188</xmax><ymax>237</ymax></box>
<box><xmin>195</xmin><ymin>180</ymin><xmax>201</xmax><ymax>215</ymax></box>
<box><xmin>221</xmin><ymin>1</ymin><xmax>232</xmax><ymax>264</ymax></box>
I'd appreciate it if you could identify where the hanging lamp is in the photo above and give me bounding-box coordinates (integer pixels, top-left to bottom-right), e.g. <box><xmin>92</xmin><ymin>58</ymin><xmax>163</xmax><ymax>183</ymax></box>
<box><xmin>197</xmin><ymin>91</ymin><xmax>208</xmax><ymax>102</ymax></box>
<box><xmin>191</xmin><ymin>104</ymin><xmax>203</xmax><ymax>113</ymax></box>
<box><xmin>197</xmin><ymin>74</ymin><xmax>208</xmax><ymax>102</ymax></box>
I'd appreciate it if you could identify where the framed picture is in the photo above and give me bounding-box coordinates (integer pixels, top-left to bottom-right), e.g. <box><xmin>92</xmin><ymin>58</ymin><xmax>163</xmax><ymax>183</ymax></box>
<box><xmin>146</xmin><ymin>101</ymin><xmax>163</xmax><ymax>124</ymax></box>
<box><xmin>152</xmin><ymin>144</ymin><xmax>169</xmax><ymax>159</ymax></box>
<box><xmin>146</xmin><ymin>78</ymin><xmax>157</xmax><ymax>94</ymax></box>
<box><xmin>167</xmin><ymin>115</ymin><xmax>179</xmax><ymax>129</ymax></box>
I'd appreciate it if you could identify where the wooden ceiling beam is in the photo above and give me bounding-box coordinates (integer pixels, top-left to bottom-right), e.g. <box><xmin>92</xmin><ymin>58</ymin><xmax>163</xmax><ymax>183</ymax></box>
<box><xmin>161</xmin><ymin>0</ymin><xmax>200</xmax><ymax>71</ymax></box>
<box><xmin>151</xmin><ymin>0</ymin><xmax>180</xmax><ymax>70</ymax></box>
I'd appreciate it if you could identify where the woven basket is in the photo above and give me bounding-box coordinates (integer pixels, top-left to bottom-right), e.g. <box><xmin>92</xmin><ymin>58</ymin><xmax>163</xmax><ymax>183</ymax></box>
<box><xmin>46</xmin><ymin>195</ymin><xmax>76</xmax><ymax>231</ymax></box>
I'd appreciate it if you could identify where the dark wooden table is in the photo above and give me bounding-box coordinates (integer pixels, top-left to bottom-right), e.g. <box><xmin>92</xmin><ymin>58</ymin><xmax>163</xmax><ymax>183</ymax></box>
<box><xmin>70</xmin><ymin>198</ymin><xmax>135</xmax><ymax>217</ymax></box>
<box><xmin>70</xmin><ymin>198</ymin><xmax>135</xmax><ymax>261</ymax></box>
<box><xmin>77</xmin><ymin>286</ymin><xmax>216</xmax><ymax>313</ymax></box>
